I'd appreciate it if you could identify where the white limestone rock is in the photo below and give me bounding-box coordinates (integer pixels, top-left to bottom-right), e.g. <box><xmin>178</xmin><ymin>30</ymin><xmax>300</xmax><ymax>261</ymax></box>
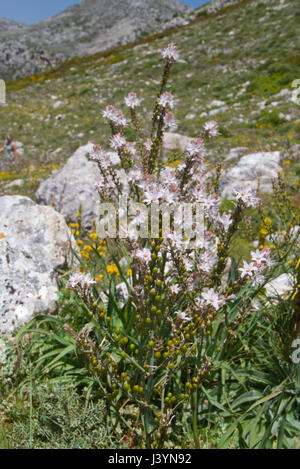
<box><xmin>221</xmin><ymin>151</ymin><xmax>281</xmax><ymax>198</ymax></box>
<box><xmin>36</xmin><ymin>143</ymin><xmax>103</xmax><ymax>229</ymax></box>
<box><xmin>265</xmin><ymin>274</ymin><xmax>294</xmax><ymax>299</ymax></box>
<box><xmin>163</xmin><ymin>132</ymin><xmax>192</xmax><ymax>153</ymax></box>
<box><xmin>0</xmin><ymin>195</ymin><xmax>76</xmax><ymax>334</ymax></box>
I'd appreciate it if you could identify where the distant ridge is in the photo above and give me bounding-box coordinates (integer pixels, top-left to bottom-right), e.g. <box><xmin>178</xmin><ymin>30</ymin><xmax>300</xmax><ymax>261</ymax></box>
<box><xmin>0</xmin><ymin>16</ymin><xmax>25</xmax><ymax>33</ymax></box>
<box><xmin>197</xmin><ymin>0</ymin><xmax>254</xmax><ymax>13</ymax></box>
<box><xmin>0</xmin><ymin>0</ymin><xmax>192</xmax><ymax>80</ymax></box>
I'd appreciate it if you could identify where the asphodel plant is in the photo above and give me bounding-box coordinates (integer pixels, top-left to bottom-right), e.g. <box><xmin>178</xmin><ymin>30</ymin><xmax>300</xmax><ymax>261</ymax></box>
<box><xmin>63</xmin><ymin>42</ymin><xmax>290</xmax><ymax>448</ymax></box>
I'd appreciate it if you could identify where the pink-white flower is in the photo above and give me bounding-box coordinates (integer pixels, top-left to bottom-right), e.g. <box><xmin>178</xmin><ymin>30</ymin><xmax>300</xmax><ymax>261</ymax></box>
<box><xmin>144</xmin><ymin>138</ymin><xmax>153</xmax><ymax>152</ymax></box>
<box><xmin>66</xmin><ymin>272</ymin><xmax>84</xmax><ymax>289</ymax></box>
<box><xmin>110</xmin><ymin>133</ymin><xmax>127</xmax><ymax>150</ymax></box>
<box><xmin>160</xmin><ymin>168</ymin><xmax>178</xmax><ymax>187</ymax></box>
<box><xmin>102</xmin><ymin>105</ymin><xmax>116</xmax><ymax>121</ymax></box>
<box><xmin>198</xmin><ymin>252</ymin><xmax>214</xmax><ymax>273</ymax></box>
<box><xmin>80</xmin><ymin>273</ymin><xmax>97</xmax><ymax>289</ymax></box>
<box><xmin>233</xmin><ymin>186</ymin><xmax>259</xmax><ymax>208</ymax></box>
<box><xmin>204</xmin><ymin>121</ymin><xmax>219</xmax><ymax>138</ymax></box>
<box><xmin>135</xmin><ymin>248</ymin><xmax>152</xmax><ymax>263</ymax></box>
<box><xmin>161</xmin><ymin>43</ymin><xmax>179</xmax><ymax>63</ymax></box>
<box><xmin>102</xmin><ymin>105</ymin><xmax>127</xmax><ymax>127</ymax></box>
<box><xmin>100</xmin><ymin>152</ymin><xmax>115</xmax><ymax>169</ymax></box>
<box><xmin>128</xmin><ymin>169</ymin><xmax>142</xmax><ymax>183</ymax></box>
<box><xmin>164</xmin><ymin>111</ymin><xmax>177</xmax><ymax>129</ymax></box>
<box><xmin>143</xmin><ymin>187</ymin><xmax>164</xmax><ymax>205</ymax></box>
<box><xmin>166</xmin><ymin>231</ymin><xmax>183</xmax><ymax>250</ymax></box>
<box><xmin>252</xmin><ymin>273</ymin><xmax>265</xmax><ymax>286</ymax></box>
<box><xmin>183</xmin><ymin>258</ymin><xmax>194</xmax><ymax>272</ymax></box>
<box><xmin>170</xmin><ymin>284</ymin><xmax>181</xmax><ymax>294</ymax></box>
<box><xmin>66</xmin><ymin>272</ymin><xmax>96</xmax><ymax>291</ymax></box>
<box><xmin>201</xmin><ymin>288</ymin><xmax>224</xmax><ymax>310</ymax></box>
<box><xmin>124</xmin><ymin>141</ymin><xmax>137</xmax><ymax>156</ymax></box>
<box><xmin>239</xmin><ymin>261</ymin><xmax>257</xmax><ymax>279</ymax></box>
<box><xmin>175</xmin><ymin>311</ymin><xmax>192</xmax><ymax>322</ymax></box>
<box><xmin>90</xmin><ymin>144</ymin><xmax>104</xmax><ymax>161</ymax></box>
<box><xmin>124</xmin><ymin>92</ymin><xmax>142</xmax><ymax>109</ymax></box>
<box><xmin>186</xmin><ymin>138</ymin><xmax>205</xmax><ymax>157</ymax></box>
<box><xmin>158</xmin><ymin>92</ymin><xmax>174</xmax><ymax>109</ymax></box>
<box><xmin>119</xmin><ymin>225</ymin><xmax>139</xmax><ymax>241</ymax></box>
<box><xmin>177</xmin><ymin>162</ymin><xmax>186</xmax><ymax>172</ymax></box>
<box><xmin>94</xmin><ymin>177</ymin><xmax>105</xmax><ymax>192</ymax></box>
<box><xmin>203</xmin><ymin>194</ymin><xmax>220</xmax><ymax>218</ymax></box>
<box><xmin>251</xmin><ymin>249</ymin><xmax>268</xmax><ymax>265</ymax></box>
<box><xmin>218</xmin><ymin>213</ymin><xmax>232</xmax><ymax>232</ymax></box>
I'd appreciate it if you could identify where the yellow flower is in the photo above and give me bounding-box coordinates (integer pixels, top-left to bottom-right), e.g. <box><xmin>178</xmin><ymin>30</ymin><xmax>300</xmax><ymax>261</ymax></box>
<box><xmin>95</xmin><ymin>274</ymin><xmax>104</xmax><ymax>282</ymax></box>
<box><xmin>81</xmin><ymin>251</ymin><xmax>90</xmax><ymax>260</ymax></box>
<box><xmin>107</xmin><ymin>264</ymin><xmax>120</xmax><ymax>276</ymax></box>
<box><xmin>127</xmin><ymin>269</ymin><xmax>133</xmax><ymax>277</ymax></box>
<box><xmin>88</xmin><ymin>233</ymin><xmax>98</xmax><ymax>240</ymax></box>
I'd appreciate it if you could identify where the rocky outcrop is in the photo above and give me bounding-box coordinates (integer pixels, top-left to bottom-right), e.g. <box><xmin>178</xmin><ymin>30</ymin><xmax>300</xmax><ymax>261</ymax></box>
<box><xmin>163</xmin><ymin>132</ymin><xmax>193</xmax><ymax>153</ymax></box>
<box><xmin>221</xmin><ymin>151</ymin><xmax>281</xmax><ymax>198</ymax></box>
<box><xmin>0</xmin><ymin>0</ymin><xmax>191</xmax><ymax>79</ymax></box>
<box><xmin>0</xmin><ymin>39</ymin><xmax>63</xmax><ymax>80</ymax></box>
<box><xmin>0</xmin><ymin>196</ymin><xmax>76</xmax><ymax>334</ymax></box>
<box><xmin>36</xmin><ymin>144</ymin><xmax>102</xmax><ymax>229</ymax></box>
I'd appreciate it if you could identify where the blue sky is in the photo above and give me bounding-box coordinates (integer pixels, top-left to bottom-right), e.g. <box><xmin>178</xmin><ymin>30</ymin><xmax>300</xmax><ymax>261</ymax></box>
<box><xmin>0</xmin><ymin>0</ymin><xmax>211</xmax><ymax>25</ymax></box>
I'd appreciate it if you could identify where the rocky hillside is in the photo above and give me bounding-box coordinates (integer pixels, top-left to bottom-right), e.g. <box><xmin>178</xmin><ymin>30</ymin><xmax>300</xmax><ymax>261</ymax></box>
<box><xmin>0</xmin><ymin>0</ymin><xmax>191</xmax><ymax>79</ymax></box>
<box><xmin>197</xmin><ymin>0</ymin><xmax>246</xmax><ymax>13</ymax></box>
<box><xmin>0</xmin><ymin>16</ymin><xmax>25</xmax><ymax>33</ymax></box>
<box><xmin>0</xmin><ymin>0</ymin><xmax>299</xmax><ymax>202</ymax></box>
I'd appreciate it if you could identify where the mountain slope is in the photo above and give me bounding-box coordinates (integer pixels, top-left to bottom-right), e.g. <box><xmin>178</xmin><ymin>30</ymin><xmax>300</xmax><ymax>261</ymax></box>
<box><xmin>0</xmin><ymin>0</ymin><xmax>191</xmax><ymax>79</ymax></box>
<box><xmin>0</xmin><ymin>17</ymin><xmax>25</xmax><ymax>33</ymax></box>
<box><xmin>1</xmin><ymin>0</ymin><xmax>299</xmax><ymax>200</ymax></box>
<box><xmin>197</xmin><ymin>0</ymin><xmax>245</xmax><ymax>13</ymax></box>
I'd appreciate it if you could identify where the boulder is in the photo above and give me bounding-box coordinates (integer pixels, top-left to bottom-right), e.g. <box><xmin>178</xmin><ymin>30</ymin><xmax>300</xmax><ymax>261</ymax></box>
<box><xmin>0</xmin><ymin>195</ymin><xmax>76</xmax><ymax>334</ymax></box>
<box><xmin>265</xmin><ymin>274</ymin><xmax>294</xmax><ymax>299</ymax></box>
<box><xmin>225</xmin><ymin>147</ymin><xmax>248</xmax><ymax>161</ymax></box>
<box><xmin>221</xmin><ymin>151</ymin><xmax>281</xmax><ymax>198</ymax></box>
<box><xmin>36</xmin><ymin>143</ymin><xmax>101</xmax><ymax>229</ymax></box>
<box><xmin>163</xmin><ymin>132</ymin><xmax>192</xmax><ymax>153</ymax></box>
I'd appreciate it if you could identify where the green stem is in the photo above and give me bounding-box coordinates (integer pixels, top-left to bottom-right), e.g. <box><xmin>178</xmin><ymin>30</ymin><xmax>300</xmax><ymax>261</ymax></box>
<box><xmin>192</xmin><ymin>390</ymin><xmax>200</xmax><ymax>449</ymax></box>
<box><xmin>29</xmin><ymin>367</ymin><xmax>33</xmax><ymax>449</ymax></box>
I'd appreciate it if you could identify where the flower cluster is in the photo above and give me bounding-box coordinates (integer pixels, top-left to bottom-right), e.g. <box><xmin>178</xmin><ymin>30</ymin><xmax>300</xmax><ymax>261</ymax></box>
<box><xmin>233</xmin><ymin>185</ymin><xmax>260</xmax><ymax>208</ymax></box>
<box><xmin>161</xmin><ymin>42</ymin><xmax>179</xmax><ymax>63</ymax></box>
<box><xmin>102</xmin><ymin>105</ymin><xmax>127</xmax><ymax>128</ymax></box>
<box><xmin>239</xmin><ymin>248</ymin><xmax>271</xmax><ymax>285</ymax></box>
<box><xmin>125</xmin><ymin>92</ymin><xmax>142</xmax><ymax>109</ymax></box>
<box><xmin>66</xmin><ymin>272</ymin><xmax>96</xmax><ymax>291</ymax></box>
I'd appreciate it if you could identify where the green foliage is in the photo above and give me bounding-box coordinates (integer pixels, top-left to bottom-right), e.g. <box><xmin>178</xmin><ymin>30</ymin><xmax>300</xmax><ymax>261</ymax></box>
<box><xmin>1</xmin><ymin>384</ymin><xmax>122</xmax><ymax>449</ymax></box>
